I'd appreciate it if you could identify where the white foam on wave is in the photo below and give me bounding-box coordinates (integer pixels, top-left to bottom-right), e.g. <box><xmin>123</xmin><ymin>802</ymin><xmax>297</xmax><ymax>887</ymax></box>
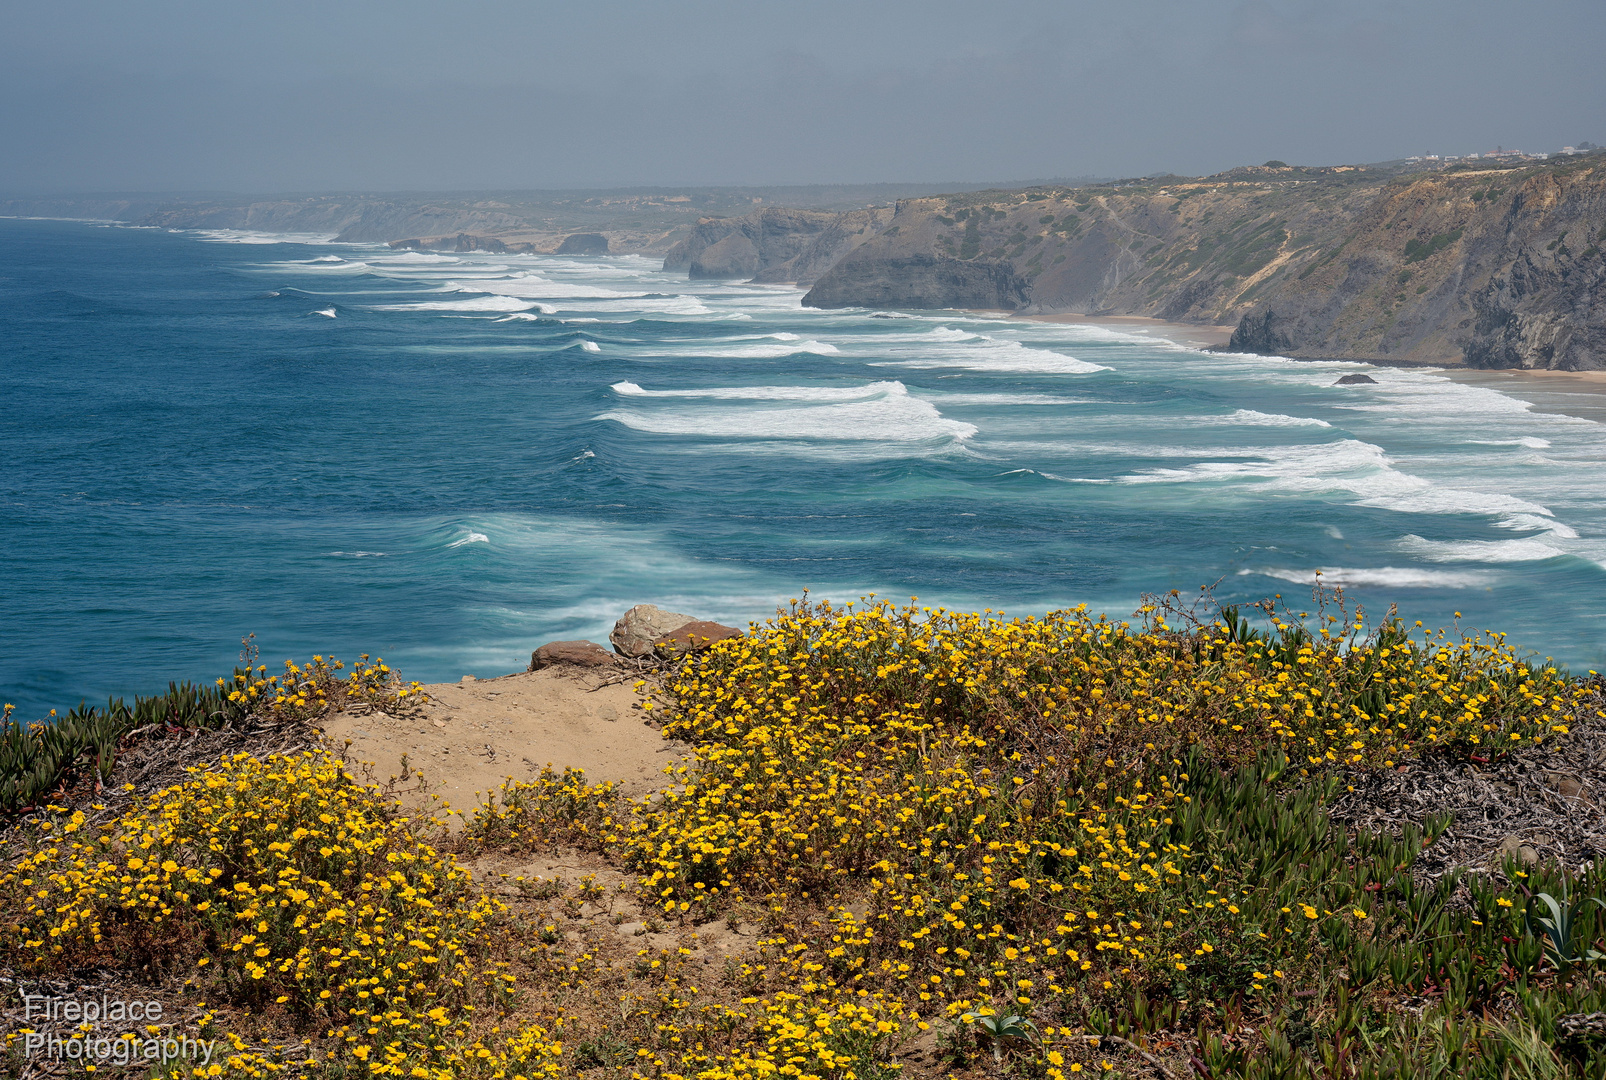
<box><xmin>597</xmin><ymin>380</ymin><xmax>974</xmax><ymax>443</ymax></box>
<box><xmin>264</xmin><ymin>258</ymin><xmax>370</xmax><ymax>273</ymax></box>
<box><xmin>1241</xmin><ymin>566</ymin><xmax>1495</xmax><ymax>589</ymax></box>
<box><xmin>996</xmin><ymin>468</ymin><xmax>1110</xmax><ymax>484</ymax></box>
<box><xmin>462</xmin><ymin>273</ymin><xmax>632</xmax><ymax>300</ymax></box>
<box><xmin>635</xmin><ymin>339</ymin><xmax>840</xmax><ymax>359</ymax></box>
<box><xmin>928</xmin><ymin>392</ymin><xmax>1096</xmax><ymax>406</ymax></box>
<box><xmin>715</xmin><ymin>340</ymin><xmax>839</xmax><ymax>358</ymax></box>
<box><xmin>1333</xmin><ymin>370</ymin><xmax>1543</xmax><ymax>421</ymax></box>
<box><xmin>1396</xmin><ymin>534</ymin><xmax>1568</xmax><ymax>563</ymax></box>
<box><xmin>579</xmin><ymin>340</ymin><xmax>602</xmax><ymax>352</ymax></box>
<box><xmin>1117</xmin><ymin>437</ymin><xmax>1562</xmax><ymax>522</ymax></box>
<box><xmin>372</xmin><ymin>295</ymin><xmax>537</xmax><ymax>313</ymax></box>
<box><xmin>447</xmin><ymin>532</ymin><xmax>489</xmax><ymax>547</ymax></box>
<box><xmin>494</xmin><ymin>312</ymin><xmax>542</xmax><ymax>322</ymax></box>
<box><xmin>327</xmin><ymin>550</ymin><xmax>387</xmax><ymax>558</ymax></box>
<box><xmin>1205</xmin><ymin>409</ymin><xmax>1331</xmax><ymax>428</ymax></box>
<box><xmin>1468</xmin><ymin>436</ymin><xmax>1553</xmax><ymax>449</ymax></box>
<box><xmin>613</xmin><ymin>380</ymin><xmax>901</xmax><ymax>402</ymax></box>
<box><xmin>313</xmin><ymin>307</ymin><xmax>337</xmax><ymax>318</ymax></box>
<box><xmin>562</xmin><ymin>296</ymin><xmax>713</xmax><ymax>316</ymax></box>
<box><xmin>193</xmin><ymin>229</ymin><xmax>338</xmax><ymax>245</ymax></box>
<box><xmin>372</xmin><ymin>251</ymin><xmax>460</xmax><ymax>264</ymax></box>
<box><xmin>1495</xmin><ymin>514</ymin><xmax>1579</xmax><ymax>538</ymax></box>
<box><xmin>874</xmin><ymin>334</ymin><xmax>1108</xmax><ymax>375</ymax></box>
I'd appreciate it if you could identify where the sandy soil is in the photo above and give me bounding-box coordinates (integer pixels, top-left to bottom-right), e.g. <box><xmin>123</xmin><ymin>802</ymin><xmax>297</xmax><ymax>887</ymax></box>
<box><xmin>1016</xmin><ymin>311</ymin><xmax>1235</xmax><ymax>349</ymax></box>
<box><xmin>318</xmin><ymin>665</ymin><xmax>685</xmax><ymax>824</ymax></box>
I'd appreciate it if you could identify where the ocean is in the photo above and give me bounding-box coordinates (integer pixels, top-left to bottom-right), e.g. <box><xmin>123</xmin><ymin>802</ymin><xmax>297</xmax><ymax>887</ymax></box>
<box><xmin>3</xmin><ymin>216</ymin><xmax>1605</xmax><ymax>718</ymax></box>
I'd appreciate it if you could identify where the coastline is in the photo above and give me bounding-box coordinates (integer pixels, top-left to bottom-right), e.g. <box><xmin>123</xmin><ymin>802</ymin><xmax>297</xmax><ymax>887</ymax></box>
<box><xmin>1012</xmin><ymin>306</ymin><xmax>1606</xmax><ymax>422</ymax></box>
<box><xmin>1015</xmin><ymin>311</ymin><xmax>1235</xmax><ymax>349</ymax></box>
<box><xmin>1447</xmin><ymin>366</ymin><xmax>1606</xmax><ymax>426</ymax></box>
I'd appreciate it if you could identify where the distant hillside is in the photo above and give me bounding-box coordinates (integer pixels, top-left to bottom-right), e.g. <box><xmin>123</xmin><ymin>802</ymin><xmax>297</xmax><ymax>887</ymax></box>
<box><xmin>0</xmin><ymin>181</ymin><xmax>1086</xmax><ymax>257</ymax></box>
<box><xmin>661</xmin><ymin>207</ymin><xmax>893</xmax><ymax>285</ymax></box>
<box><xmin>782</xmin><ymin>156</ymin><xmax>1606</xmax><ymax>370</ymax></box>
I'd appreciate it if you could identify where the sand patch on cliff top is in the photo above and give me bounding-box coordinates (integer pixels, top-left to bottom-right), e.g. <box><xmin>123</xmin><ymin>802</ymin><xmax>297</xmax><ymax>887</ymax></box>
<box><xmin>318</xmin><ymin>666</ymin><xmax>684</xmax><ymax>826</ymax></box>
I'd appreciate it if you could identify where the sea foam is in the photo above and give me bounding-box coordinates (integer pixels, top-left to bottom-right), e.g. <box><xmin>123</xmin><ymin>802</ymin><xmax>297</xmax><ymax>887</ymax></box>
<box><xmin>597</xmin><ymin>380</ymin><xmax>974</xmax><ymax>443</ymax></box>
<box><xmin>373</xmin><ymin>295</ymin><xmax>537</xmax><ymax>313</ymax></box>
<box><xmin>1242</xmin><ymin>566</ymin><xmax>1496</xmax><ymax>589</ymax></box>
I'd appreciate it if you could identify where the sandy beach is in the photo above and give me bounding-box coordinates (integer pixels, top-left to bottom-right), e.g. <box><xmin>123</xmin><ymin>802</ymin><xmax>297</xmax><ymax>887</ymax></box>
<box><xmin>1016</xmin><ymin>311</ymin><xmax>1236</xmax><ymax>349</ymax></box>
<box><xmin>1017</xmin><ymin>310</ymin><xmax>1606</xmax><ymax>411</ymax></box>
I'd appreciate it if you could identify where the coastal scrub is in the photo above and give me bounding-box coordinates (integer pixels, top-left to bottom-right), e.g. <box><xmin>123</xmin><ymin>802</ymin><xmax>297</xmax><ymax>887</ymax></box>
<box><xmin>4</xmin><ymin>598</ymin><xmax>1605</xmax><ymax>1078</ymax></box>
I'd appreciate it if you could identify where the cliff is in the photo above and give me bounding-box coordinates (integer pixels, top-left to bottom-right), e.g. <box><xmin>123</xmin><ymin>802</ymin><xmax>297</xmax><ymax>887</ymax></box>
<box><xmin>1226</xmin><ymin>158</ymin><xmax>1606</xmax><ymax>370</ymax></box>
<box><xmin>661</xmin><ymin>206</ymin><xmax>893</xmax><ymax>284</ymax></box>
<box><xmin>739</xmin><ymin>155</ymin><xmax>1606</xmax><ymax>371</ymax></box>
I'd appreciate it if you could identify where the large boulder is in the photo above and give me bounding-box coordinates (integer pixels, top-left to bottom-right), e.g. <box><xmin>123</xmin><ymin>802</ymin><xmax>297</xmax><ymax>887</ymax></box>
<box><xmin>652</xmin><ymin>620</ymin><xmax>742</xmax><ymax>656</ymax></box>
<box><xmin>610</xmin><ymin>604</ymin><xmax>696</xmax><ymax>657</ymax></box>
<box><xmin>529</xmin><ymin>640</ymin><xmax>616</xmax><ymax>670</ymax></box>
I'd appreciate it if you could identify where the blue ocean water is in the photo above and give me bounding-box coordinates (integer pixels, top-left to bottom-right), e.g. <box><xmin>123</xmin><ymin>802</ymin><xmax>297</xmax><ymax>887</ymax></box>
<box><xmin>4</xmin><ymin>216</ymin><xmax>1606</xmax><ymax>718</ymax></box>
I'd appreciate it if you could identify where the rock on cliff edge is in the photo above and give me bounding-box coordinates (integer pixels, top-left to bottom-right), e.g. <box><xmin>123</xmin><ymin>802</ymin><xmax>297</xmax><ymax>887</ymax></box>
<box><xmin>608</xmin><ymin>605</ymin><xmax>742</xmax><ymax>658</ymax></box>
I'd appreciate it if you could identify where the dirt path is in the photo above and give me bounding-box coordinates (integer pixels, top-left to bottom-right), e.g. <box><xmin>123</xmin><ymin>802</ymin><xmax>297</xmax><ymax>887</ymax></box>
<box><xmin>317</xmin><ymin>665</ymin><xmax>686</xmax><ymax>824</ymax></box>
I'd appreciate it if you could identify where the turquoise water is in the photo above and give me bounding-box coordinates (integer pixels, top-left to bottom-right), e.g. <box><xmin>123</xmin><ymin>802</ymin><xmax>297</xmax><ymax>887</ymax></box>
<box><xmin>4</xmin><ymin>216</ymin><xmax>1606</xmax><ymax>718</ymax></box>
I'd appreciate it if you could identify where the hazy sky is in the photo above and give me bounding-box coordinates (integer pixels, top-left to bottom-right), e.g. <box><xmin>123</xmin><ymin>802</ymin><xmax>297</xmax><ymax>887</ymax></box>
<box><xmin>4</xmin><ymin>0</ymin><xmax>1602</xmax><ymax>193</ymax></box>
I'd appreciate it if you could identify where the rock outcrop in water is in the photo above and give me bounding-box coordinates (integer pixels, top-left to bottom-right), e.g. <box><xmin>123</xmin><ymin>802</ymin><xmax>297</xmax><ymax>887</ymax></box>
<box><xmin>1228</xmin><ymin>311</ymin><xmax>1295</xmax><ymax>355</ymax></box>
<box><xmin>661</xmin><ymin>207</ymin><xmax>892</xmax><ymax>284</ymax></box>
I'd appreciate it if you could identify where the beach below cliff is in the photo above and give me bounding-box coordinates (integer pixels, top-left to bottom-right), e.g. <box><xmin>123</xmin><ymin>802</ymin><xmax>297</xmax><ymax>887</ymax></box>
<box><xmin>1016</xmin><ymin>311</ymin><xmax>1234</xmax><ymax>349</ymax></box>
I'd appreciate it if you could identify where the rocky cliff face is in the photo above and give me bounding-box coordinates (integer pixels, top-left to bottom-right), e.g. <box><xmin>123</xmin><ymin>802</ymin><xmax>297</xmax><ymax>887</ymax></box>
<box><xmin>802</xmin><ymin>249</ymin><xmax>1029</xmax><ymax>310</ymax></box>
<box><xmin>1221</xmin><ymin>158</ymin><xmax>1606</xmax><ymax>369</ymax></box>
<box><xmin>661</xmin><ymin>207</ymin><xmax>892</xmax><ymax>284</ymax></box>
<box><xmin>774</xmin><ymin>157</ymin><xmax>1606</xmax><ymax>369</ymax></box>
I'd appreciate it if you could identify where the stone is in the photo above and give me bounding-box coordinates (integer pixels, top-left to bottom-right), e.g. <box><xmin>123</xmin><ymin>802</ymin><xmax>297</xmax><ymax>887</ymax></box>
<box><xmin>1548</xmin><ymin>772</ymin><xmax>1586</xmax><ymax>799</ymax></box>
<box><xmin>461</xmin><ymin>674</ymin><xmax>477</xmax><ymax>683</ymax></box>
<box><xmin>652</xmin><ymin>620</ymin><xmax>743</xmax><ymax>656</ymax></box>
<box><xmin>1336</xmin><ymin>373</ymin><xmax>1379</xmax><ymax>385</ymax></box>
<box><xmin>610</xmin><ymin>604</ymin><xmax>697</xmax><ymax>657</ymax></box>
<box><xmin>1500</xmin><ymin>836</ymin><xmax>1542</xmax><ymax>866</ymax></box>
<box><xmin>529</xmin><ymin>640</ymin><xmax>617</xmax><ymax>671</ymax></box>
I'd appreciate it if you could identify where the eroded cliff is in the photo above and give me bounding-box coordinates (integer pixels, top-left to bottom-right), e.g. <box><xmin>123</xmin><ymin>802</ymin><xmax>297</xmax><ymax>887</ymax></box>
<box><xmin>774</xmin><ymin>157</ymin><xmax>1606</xmax><ymax>370</ymax></box>
<box><xmin>661</xmin><ymin>207</ymin><xmax>893</xmax><ymax>284</ymax></box>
